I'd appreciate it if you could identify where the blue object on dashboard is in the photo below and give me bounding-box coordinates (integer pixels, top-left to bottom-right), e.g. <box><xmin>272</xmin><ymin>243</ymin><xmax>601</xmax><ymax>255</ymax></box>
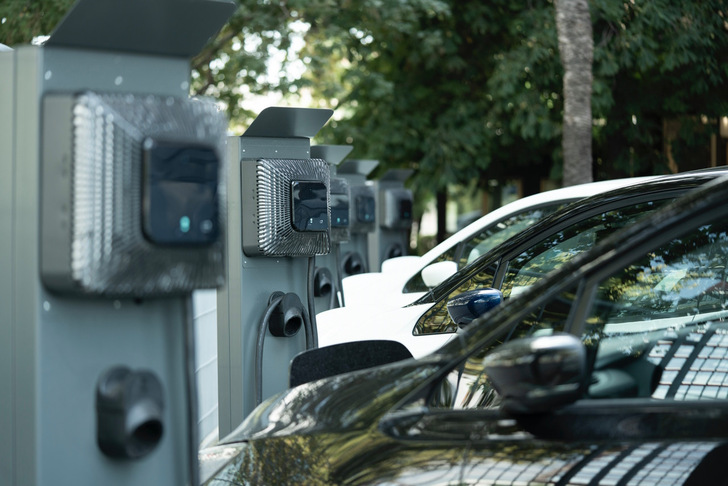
<box><xmin>446</xmin><ymin>288</ymin><xmax>503</xmax><ymax>327</ymax></box>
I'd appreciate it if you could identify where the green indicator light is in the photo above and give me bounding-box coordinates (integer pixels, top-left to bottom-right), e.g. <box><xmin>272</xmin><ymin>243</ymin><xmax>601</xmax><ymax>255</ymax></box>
<box><xmin>179</xmin><ymin>216</ymin><xmax>191</xmax><ymax>233</ymax></box>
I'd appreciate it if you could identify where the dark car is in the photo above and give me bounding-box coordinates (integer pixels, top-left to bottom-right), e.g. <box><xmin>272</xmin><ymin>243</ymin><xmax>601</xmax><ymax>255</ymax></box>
<box><xmin>201</xmin><ymin>175</ymin><xmax>728</xmax><ymax>485</ymax></box>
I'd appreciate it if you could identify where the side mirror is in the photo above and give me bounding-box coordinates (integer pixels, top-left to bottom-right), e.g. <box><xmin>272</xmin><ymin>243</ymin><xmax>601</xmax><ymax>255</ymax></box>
<box><xmin>421</xmin><ymin>261</ymin><xmax>457</xmax><ymax>288</ymax></box>
<box><xmin>482</xmin><ymin>333</ymin><xmax>586</xmax><ymax>413</ymax></box>
<box><xmin>446</xmin><ymin>288</ymin><xmax>503</xmax><ymax>327</ymax></box>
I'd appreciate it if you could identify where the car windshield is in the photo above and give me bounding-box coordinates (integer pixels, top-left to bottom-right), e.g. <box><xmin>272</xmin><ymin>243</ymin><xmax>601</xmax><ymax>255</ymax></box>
<box><xmin>403</xmin><ymin>204</ymin><xmax>562</xmax><ymax>293</ymax></box>
<box><xmin>429</xmin><ymin>213</ymin><xmax>728</xmax><ymax>410</ymax></box>
<box><xmin>459</xmin><ymin>205</ymin><xmax>562</xmax><ymax>267</ymax></box>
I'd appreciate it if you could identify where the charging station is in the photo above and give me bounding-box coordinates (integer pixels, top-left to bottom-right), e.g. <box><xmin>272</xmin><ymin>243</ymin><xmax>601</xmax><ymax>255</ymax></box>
<box><xmin>368</xmin><ymin>169</ymin><xmax>414</xmax><ymax>272</ymax></box>
<box><xmin>336</xmin><ymin>159</ymin><xmax>379</xmax><ymax>279</ymax></box>
<box><xmin>0</xmin><ymin>0</ymin><xmax>234</xmax><ymax>484</ymax></box>
<box><xmin>310</xmin><ymin>145</ymin><xmax>353</xmax><ymax>311</ymax></box>
<box><xmin>217</xmin><ymin>107</ymin><xmax>333</xmax><ymax>438</ymax></box>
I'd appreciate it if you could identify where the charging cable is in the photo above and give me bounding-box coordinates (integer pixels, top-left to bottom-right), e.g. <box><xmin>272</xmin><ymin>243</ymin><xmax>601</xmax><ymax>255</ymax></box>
<box><xmin>255</xmin><ymin>291</ymin><xmax>314</xmax><ymax>405</ymax></box>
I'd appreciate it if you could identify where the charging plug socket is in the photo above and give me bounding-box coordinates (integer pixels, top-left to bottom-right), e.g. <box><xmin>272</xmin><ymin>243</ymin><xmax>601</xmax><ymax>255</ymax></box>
<box><xmin>313</xmin><ymin>267</ymin><xmax>333</xmax><ymax>297</ymax></box>
<box><xmin>268</xmin><ymin>292</ymin><xmax>305</xmax><ymax>337</ymax></box>
<box><xmin>96</xmin><ymin>366</ymin><xmax>164</xmax><ymax>460</ymax></box>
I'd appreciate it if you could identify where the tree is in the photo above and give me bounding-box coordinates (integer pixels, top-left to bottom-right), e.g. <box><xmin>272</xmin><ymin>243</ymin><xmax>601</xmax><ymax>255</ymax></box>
<box><xmin>299</xmin><ymin>0</ymin><xmax>565</xmax><ymax>242</ymax></box>
<box><xmin>590</xmin><ymin>0</ymin><xmax>728</xmax><ymax>177</ymax></box>
<box><xmin>555</xmin><ymin>0</ymin><xmax>594</xmax><ymax>186</ymax></box>
<box><xmin>0</xmin><ymin>0</ymin><xmax>75</xmax><ymax>47</ymax></box>
<box><xmin>4</xmin><ymin>0</ymin><xmax>727</xmax><ymax>240</ymax></box>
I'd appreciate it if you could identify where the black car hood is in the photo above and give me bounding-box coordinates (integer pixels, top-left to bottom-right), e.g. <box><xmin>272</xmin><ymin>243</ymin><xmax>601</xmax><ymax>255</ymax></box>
<box><xmin>221</xmin><ymin>355</ymin><xmax>446</xmax><ymax>444</ymax></box>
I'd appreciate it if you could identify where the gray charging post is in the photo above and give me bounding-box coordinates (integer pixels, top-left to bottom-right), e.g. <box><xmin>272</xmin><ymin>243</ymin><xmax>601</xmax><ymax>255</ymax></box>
<box><xmin>218</xmin><ymin>107</ymin><xmax>333</xmax><ymax>438</ymax></box>
<box><xmin>368</xmin><ymin>169</ymin><xmax>415</xmax><ymax>272</ymax></box>
<box><xmin>337</xmin><ymin>159</ymin><xmax>379</xmax><ymax>279</ymax></box>
<box><xmin>0</xmin><ymin>0</ymin><xmax>234</xmax><ymax>484</ymax></box>
<box><xmin>310</xmin><ymin>144</ymin><xmax>354</xmax><ymax>311</ymax></box>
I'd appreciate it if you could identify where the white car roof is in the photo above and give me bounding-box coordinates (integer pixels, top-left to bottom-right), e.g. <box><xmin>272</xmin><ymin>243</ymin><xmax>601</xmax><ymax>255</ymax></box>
<box><xmin>419</xmin><ymin>176</ymin><xmax>656</xmax><ymax>268</ymax></box>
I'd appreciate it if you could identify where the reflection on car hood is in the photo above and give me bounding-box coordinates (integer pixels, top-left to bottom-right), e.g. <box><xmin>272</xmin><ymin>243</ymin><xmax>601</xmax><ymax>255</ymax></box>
<box><xmin>221</xmin><ymin>356</ymin><xmax>445</xmax><ymax>444</ymax></box>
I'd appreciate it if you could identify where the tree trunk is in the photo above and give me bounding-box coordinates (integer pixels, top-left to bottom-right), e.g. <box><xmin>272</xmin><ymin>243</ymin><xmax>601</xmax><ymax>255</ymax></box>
<box><xmin>555</xmin><ymin>0</ymin><xmax>593</xmax><ymax>186</ymax></box>
<box><xmin>436</xmin><ymin>190</ymin><xmax>447</xmax><ymax>244</ymax></box>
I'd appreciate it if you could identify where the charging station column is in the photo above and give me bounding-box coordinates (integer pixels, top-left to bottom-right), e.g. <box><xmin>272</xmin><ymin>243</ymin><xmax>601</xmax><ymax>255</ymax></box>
<box><xmin>0</xmin><ymin>1</ymin><xmax>234</xmax><ymax>484</ymax></box>
<box><xmin>217</xmin><ymin>107</ymin><xmax>333</xmax><ymax>438</ymax></box>
<box><xmin>368</xmin><ymin>169</ymin><xmax>415</xmax><ymax>272</ymax></box>
<box><xmin>310</xmin><ymin>145</ymin><xmax>354</xmax><ymax>311</ymax></box>
<box><xmin>337</xmin><ymin>159</ymin><xmax>379</xmax><ymax>279</ymax></box>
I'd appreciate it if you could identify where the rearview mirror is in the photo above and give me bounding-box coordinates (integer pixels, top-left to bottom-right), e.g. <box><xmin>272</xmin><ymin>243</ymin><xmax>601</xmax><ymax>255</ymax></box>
<box><xmin>446</xmin><ymin>288</ymin><xmax>503</xmax><ymax>327</ymax></box>
<box><xmin>482</xmin><ymin>333</ymin><xmax>586</xmax><ymax>413</ymax></box>
<box><xmin>421</xmin><ymin>261</ymin><xmax>457</xmax><ymax>288</ymax></box>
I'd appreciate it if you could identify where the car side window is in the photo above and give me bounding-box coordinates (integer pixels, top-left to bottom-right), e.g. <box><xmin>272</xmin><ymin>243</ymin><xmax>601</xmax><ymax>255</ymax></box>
<box><xmin>403</xmin><ymin>205</ymin><xmax>562</xmax><ymax>294</ymax></box>
<box><xmin>583</xmin><ymin>220</ymin><xmax>728</xmax><ymax>402</ymax></box>
<box><xmin>501</xmin><ymin>201</ymin><xmax>664</xmax><ymax>300</ymax></box>
<box><xmin>458</xmin><ymin>205</ymin><xmax>562</xmax><ymax>267</ymax></box>
<box><xmin>416</xmin><ymin>200</ymin><xmax>666</xmax><ymax>337</ymax></box>
<box><xmin>429</xmin><ymin>285</ymin><xmax>578</xmax><ymax>408</ymax></box>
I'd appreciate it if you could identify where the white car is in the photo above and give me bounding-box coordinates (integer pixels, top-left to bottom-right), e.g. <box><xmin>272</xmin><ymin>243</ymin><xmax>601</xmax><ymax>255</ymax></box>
<box><xmin>318</xmin><ymin>172</ymin><xmax>728</xmax><ymax>358</ymax></box>
<box><xmin>340</xmin><ymin>177</ymin><xmax>655</xmax><ymax>310</ymax></box>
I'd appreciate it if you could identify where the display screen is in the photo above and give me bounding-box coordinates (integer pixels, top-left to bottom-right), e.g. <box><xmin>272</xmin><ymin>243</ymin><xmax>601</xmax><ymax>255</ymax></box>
<box><xmin>142</xmin><ymin>140</ymin><xmax>219</xmax><ymax>246</ymax></box>
<box><xmin>331</xmin><ymin>193</ymin><xmax>350</xmax><ymax>228</ymax></box>
<box><xmin>399</xmin><ymin>198</ymin><xmax>413</xmax><ymax>221</ymax></box>
<box><xmin>291</xmin><ymin>180</ymin><xmax>329</xmax><ymax>231</ymax></box>
<box><xmin>356</xmin><ymin>195</ymin><xmax>376</xmax><ymax>223</ymax></box>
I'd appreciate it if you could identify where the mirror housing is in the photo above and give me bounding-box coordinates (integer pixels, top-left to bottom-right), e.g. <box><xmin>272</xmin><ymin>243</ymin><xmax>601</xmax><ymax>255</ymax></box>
<box><xmin>421</xmin><ymin>261</ymin><xmax>458</xmax><ymax>288</ymax></box>
<box><xmin>446</xmin><ymin>288</ymin><xmax>503</xmax><ymax>327</ymax></box>
<box><xmin>483</xmin><ymin>333</ymin><xmax>586</xmax><ymax>414</ymax></box>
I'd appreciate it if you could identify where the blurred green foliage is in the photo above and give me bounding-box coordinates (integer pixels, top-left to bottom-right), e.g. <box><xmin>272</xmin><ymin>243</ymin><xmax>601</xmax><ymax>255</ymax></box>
<box><xmin>3</xmin><ymin>0</ymin><xmax>727</xmax><ymax>208</ymax></box>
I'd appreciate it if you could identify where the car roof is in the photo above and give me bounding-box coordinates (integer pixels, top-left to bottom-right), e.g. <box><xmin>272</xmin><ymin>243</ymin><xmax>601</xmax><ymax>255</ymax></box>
<box><xmin>417</xmin><ymin>168</ymin><xmax>728</xmax><ymax>305</ymax></box>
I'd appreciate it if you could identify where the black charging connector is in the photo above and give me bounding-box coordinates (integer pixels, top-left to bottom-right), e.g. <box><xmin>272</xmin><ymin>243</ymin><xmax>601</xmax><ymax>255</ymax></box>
<box><xmin>267</xmin><ymin>291</ymin><xmax>305</xmax><ymax>337</ymax></box>
<box><xmin>255</xmin><ymin>291</ymin><xmax>315</xmax><ymax>405</ymax></box>
<box><xmin>96</xmin><ymin>366</ymin><xmax>164</xmax><ymax>460</ymax></box>
<box><xmin>385</xmin><ymin>243</ymin><xmax>404</xmax><ymax>260</ymax></box>
<box><xmin>313</xmin><ymin>267</ymin><xmax>333</xmax><ymax>298</ymax></box>
<box><xmin>342</xmin><ymin>251</ymin><xmax>367</xmax><ymax>277</ymax></box>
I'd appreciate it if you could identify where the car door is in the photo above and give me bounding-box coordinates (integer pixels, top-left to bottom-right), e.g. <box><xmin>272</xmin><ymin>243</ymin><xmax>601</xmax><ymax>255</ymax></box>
<box><xmin>510</xmin><ymin>205</ymin><xmax>728</xmax><ymax>484</ymax></box>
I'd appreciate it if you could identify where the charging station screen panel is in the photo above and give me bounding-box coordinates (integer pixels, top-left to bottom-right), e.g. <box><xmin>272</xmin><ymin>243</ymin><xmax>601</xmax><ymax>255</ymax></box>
<box><xmin>242</xmin><ymin>157</ymin><xmax>331</xmax><ymax>257</ymax></box>
<box><xmin>40</xmin><ymin>92</ymin><xmax>228</xmax><ymax>296</ymax></box>
<box><xmin>143</xmin><ymin>139</ymin><xmax>220</xmax><ymax>245</ymax></box>
<box><xmin>382</xmin><ymin>188</ymin><xmax>413</xmax><ymax>230</ymax></box>
<box><xmin>291</xmin><ymin>181</ymin><xmax>328</xmax><ymax>232</ymax></box>
<box><xmin>399</xmin><ymin>198</ymin><xmax>413</xmax><ymax>222</ymax></box>
<box><xmin>330</xmin><ymin>193</ymin><xmax>350</xmax><ymax>228</ymax></box>
<box><xmin>356</xmin><ymin>195</ymin><xmax>375</xmax><ymax>223</ymax></box>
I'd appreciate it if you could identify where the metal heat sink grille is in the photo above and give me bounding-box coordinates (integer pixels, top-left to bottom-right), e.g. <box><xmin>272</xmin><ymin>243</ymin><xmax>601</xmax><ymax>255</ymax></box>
<box><xmin>69</xmin><ymin>92</ymin><xmax>227</xmax><ymax>296</ymax></box>
<box><xmin>255</xmin><ymin>158</ymin><xmax>330</xmax><ymax>257</ymax></box>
